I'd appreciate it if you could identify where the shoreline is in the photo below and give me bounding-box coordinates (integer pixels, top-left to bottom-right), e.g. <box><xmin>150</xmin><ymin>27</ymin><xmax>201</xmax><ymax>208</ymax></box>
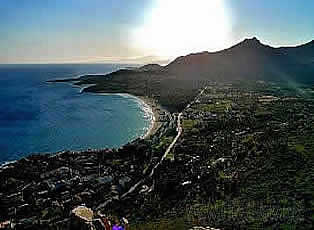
<box><xmin>137</xmin><ymin>96</ymin><xmax>161</xmax><ymax>139</ymax></box>
<box><xmin>0</xmin><ymin>87</ymin><xmax>161</xmax><ymax>166</ymax></box>
<box><xmin>68</xmin><ymin>81</ymin><xmax>160</xmax><ymax>139</ymax></box>
<box><xmin>85</xmin><ymin>91</ymin><xmax>162</xmax><ymax>140</ymax></box>
<box><xmin>63</xmin><ymin>79</ymin><xmax>164</xmax><ymax>140</ymax></box>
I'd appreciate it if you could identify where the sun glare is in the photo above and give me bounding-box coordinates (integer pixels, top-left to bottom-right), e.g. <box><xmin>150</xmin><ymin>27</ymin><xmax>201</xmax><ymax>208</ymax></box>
<box><xmin>132</xmin><ymin>0</ymin><xmax>231</xmax><ymax>58</ymax></box>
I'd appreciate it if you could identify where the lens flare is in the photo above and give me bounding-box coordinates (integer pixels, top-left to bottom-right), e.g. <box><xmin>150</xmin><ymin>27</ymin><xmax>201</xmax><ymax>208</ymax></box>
<box><xmin>132</xmin><ymin>0</ymin><xmax>231</xmax><ymax>58</ymax></box>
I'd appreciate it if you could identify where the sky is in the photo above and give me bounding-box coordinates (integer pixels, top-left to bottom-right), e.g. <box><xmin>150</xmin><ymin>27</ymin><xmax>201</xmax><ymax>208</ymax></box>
<box><xmin>1</xmin><ymin>0</ymin><xmax>314</xmax><ymax>64</ymax></box>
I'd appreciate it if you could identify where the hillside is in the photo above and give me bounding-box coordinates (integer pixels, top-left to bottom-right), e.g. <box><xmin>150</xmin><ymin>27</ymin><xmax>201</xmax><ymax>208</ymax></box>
<box><xmin>2</xmin><ymin>81</ymin><xmax>314</xmax><ymax>229</ymax></box>
<box><xmin>165</xmin><ymin>37</ymin><xmax>314</xmax><ymax>83</ymax></box>
<box><xmin>48</xmin><ymin>37</ymin><xmax>314</xmax><ymax>112</ymax></box>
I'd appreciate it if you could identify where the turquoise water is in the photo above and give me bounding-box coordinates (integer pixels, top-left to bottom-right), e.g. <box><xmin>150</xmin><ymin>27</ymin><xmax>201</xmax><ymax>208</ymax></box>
<box><xmin>0</xmin><ymin>64</ymin><xmax>152</xmax><ymax>163</ymax></box>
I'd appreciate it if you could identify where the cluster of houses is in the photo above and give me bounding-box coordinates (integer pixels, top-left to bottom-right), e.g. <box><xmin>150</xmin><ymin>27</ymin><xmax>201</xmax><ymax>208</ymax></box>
<box><xmin>0</xmin><ymin>144</ymin><xmax>147</xmax><ymax>228</ymax></box>
<box><xmin>117</xmin><ymin>82</ymin><xmax>313</xmax><ymax>228</ymax></box>
<box><xmin>0</xmin><ymin>105</ymin><xmax>175</xmax><ymax>229</ymax></box>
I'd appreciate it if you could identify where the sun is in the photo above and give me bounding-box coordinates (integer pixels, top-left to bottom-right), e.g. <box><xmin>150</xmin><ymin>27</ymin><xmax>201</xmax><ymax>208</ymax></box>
<box><xmin>132</xmin><ymin>0</ymin><xmax>231</xmax><ymax>58</ymax></box>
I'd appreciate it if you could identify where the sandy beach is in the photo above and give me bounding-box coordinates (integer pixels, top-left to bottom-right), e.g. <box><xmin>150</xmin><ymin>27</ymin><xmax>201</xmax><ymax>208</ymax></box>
<box><xmin>138</xmin><ymin>96</ymin><xmax>163</xmax><ymax>139</ymax></box>
<box><xmin>93</xmin><ymin>92</ymin><xmax>163</xmax><ymax>140</ymax></box>
<box><xmin>77</xmin><ymin>84</ymin><xmax>161</xmax><ymax>141</ymax></box>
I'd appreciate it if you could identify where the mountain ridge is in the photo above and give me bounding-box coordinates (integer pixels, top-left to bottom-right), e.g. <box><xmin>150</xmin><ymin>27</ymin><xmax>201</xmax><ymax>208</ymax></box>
<box><xmin>160</xmin><ymin>37</ymin><xmax>314</xmax><ymax>83</ymax></box>
<box><xmin>49</xmin><ymin>37</ymin><xmax>314</xmax><ymax>111</ymax></box>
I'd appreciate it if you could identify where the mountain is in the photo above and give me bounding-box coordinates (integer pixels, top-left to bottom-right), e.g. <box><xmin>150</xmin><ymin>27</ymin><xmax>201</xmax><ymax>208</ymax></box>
<box><xmin>163</xmin><ymin>37</ymin><xmax>314</xmax><ymax>83</ymax></box>
<box><xmin>138</xmin><ymin>64</ymin><xmax>164</xmax><ymax>72</ymax></box>
<box><xmin>278</xmin><ymin>40</ymin><xmax>314</xmax><ymax>63</ymax></box>
<box><xmin>50</xmin><ymin>37</ymin><xmax>314</xmax><ymax>111</ymax></box>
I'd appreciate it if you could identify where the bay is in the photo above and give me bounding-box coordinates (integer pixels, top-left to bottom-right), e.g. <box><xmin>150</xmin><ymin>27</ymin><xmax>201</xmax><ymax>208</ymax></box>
<box><xmin>0</xmin><ymin>64</ymin><xmax>151</xmax><ymax>163</ymax></box>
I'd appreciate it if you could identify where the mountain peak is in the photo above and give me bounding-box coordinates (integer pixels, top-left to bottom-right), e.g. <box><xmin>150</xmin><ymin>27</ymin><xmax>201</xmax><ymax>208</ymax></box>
<box><xmin>248</xmin><ymin>36</ymin><xmax>260</xmax><ymax>41</ymax></box>
<box><xmin>242</xmin><ymin>37</ymin><xmax>262</xmax><ymax>45</ymax></box>
<box><xmin>231</xmin><ymin>37</ymin><xmax>272</xmax><ymax>51</ymax></box>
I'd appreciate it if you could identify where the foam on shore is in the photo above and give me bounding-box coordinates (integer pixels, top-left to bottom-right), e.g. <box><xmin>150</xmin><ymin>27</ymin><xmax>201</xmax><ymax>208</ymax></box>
<box><xmin>96</xmin><ymin>93</ymin><xmax>155</xmax><ymax>140</ymax></box>
<box><xmin>116</xmin><ymin>94</ymin><xmax>155</xmax><ymax>139</ymax></box>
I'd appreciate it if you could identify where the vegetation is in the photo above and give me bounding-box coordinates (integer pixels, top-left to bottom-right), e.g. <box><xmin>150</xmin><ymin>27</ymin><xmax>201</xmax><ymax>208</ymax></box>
<box><xmin>130</xmin><ymin>218</ymin><xmax>189</xmax><ymax>230</ymax></box>
<box><xmin>3</xmin><ymin>80</ymin><xmax>314</xmax><ymax>229</ymax></box>
<box><xmin>182</xmin><ymin>119</ymin><xmax>198</xmax><ymax>130</ymax></box>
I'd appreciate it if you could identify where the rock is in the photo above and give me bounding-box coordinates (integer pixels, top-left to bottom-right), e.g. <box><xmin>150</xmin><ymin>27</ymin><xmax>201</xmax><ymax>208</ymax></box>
<box><xmin>70</xmin><ymin>206</ymin><xmax>94</xmax><ymax>230</ymax></box>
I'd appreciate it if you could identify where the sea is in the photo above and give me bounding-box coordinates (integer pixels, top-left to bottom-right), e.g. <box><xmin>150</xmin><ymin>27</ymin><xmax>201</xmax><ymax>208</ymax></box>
<box><xmin>0</xmin><ymin>64</ymin><xmax>153</xmax><ymax>164</ymax></box>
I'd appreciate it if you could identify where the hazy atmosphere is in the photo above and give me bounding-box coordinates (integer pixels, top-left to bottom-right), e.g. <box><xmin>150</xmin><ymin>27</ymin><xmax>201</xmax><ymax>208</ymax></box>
<box><xmin>1</xmin><ymin>0</ymin><xmax>314</xmax><ymax>64</ymax></box>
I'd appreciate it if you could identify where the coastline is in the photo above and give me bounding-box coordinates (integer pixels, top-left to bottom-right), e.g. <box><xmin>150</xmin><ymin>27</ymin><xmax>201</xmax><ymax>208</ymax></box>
<box><xmin>0</xmin><ymin>93</ymin><xmax>160</xmax><ymax>167</ymax></box>
<box><xmin>89</xmin><ymin>91</ymin><xmax>162</xmax><ymax>140</ymax></box>
<box><xmin>137</xmin><ymin>96</ymin><xmax>162</xmax><ymax>139</ymax></box>
<box><xmin>0</xmin><ymin>94</ymin><xmax>160</xmax><ymax>167</ymax></box>
<box><xmin>69</xmin><ymin>81</ymin><xmax>159</xmax><ymax>139</ymax></box>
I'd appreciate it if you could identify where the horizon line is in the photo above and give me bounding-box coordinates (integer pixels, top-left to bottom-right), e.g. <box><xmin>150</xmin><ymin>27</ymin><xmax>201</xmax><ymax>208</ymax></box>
<box><xmin>1</xmin><ymin>36</ymin><xmax>313</xmax><ymax>65</ymax></box>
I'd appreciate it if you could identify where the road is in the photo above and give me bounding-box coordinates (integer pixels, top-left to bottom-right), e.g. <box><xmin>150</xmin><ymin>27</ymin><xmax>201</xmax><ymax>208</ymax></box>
<box><xmin>121</xmin><ymin>112</ymin><xmax>182</xmax><ymax>199</ymax></box>
<box><xmin>148</xmin><ymin>112</ymin><xmax>182</xmax><ymax>177</ymax></box>
<box><xmin>121</xmin><ymin>86</ymin><xmax>207</xmax><ymax>199</ymax></box>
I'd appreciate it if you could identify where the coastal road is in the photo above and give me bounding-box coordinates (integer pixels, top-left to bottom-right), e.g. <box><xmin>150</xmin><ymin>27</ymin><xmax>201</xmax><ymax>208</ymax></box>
<box><xmin>121</xmin><ymin>112</ymin><xmax>182</xmax><ymax>199</ymax></box>
<box><xmin>148</xmin><ymin>112</ymin><xmax>182</xmax><ymax>178</ymax></box>
<box><xmin>121</xmin><ymin>86</ymin><xmax>207</xmax><ymax>199</ymax></box>
<box><xmin>149</xmin><ymin>86</ymin><xmax>208</xmax><ymax>176</ymax></box>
